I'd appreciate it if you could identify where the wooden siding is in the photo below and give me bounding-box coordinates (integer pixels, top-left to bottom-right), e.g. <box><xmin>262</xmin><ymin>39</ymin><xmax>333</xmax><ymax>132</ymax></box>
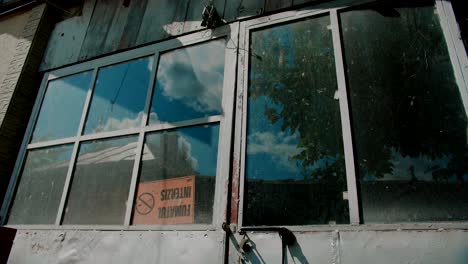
<box><xmin>40</xmin><ymin>0</ymin><xmax>319</xmax><ymax>71</ymax></box>
<box><xmin>135</xmin><ymin>0</ymin><xmax>188</xmax><ymax>46</ymax></box>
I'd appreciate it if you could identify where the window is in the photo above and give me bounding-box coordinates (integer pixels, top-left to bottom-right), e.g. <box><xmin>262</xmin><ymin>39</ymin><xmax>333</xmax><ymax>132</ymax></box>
<box><xmin>341</xmin><ymin>1</ymin><xmax>468</xmax><ymax>223</ymax></box>
<box><xmin>3</xmin><ymin>25</ymin><xmax>237</xmax><ymax>227</ymax></box>
<box><xmin>245</xmin><ymin>15</ymin><xmax>349</xmax><ymax>226</ymax></box>
<box><xmin>238</xmin><ymin>0</ymin><xmax>468</xmax><ymax>227</ymax></box>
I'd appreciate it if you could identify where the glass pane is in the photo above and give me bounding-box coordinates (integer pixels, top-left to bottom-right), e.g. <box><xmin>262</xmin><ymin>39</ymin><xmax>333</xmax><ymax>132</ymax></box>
<box><xmin>84</xmin><ymin>57</ymin><xmax>153</xmax><ymax>134</ymax></box>
<box><xmin>245</xmin><ymin>15</ymin><xmax>349</xmax><ymax>226</ymax></box>
<box><xmin>8</xmin><ymin>145</ymin><xmax>73</xmax><ymax>224</ymax></box>
<box><xmin>31</xmin><ymin>71</ymin><xmax>92</xmax><ymax>143</ymax></box>
<box><xmin>341</xmin><ymin>2</ymin><xmax>468</xmax><ymax>223</ymax></box>
<box><xmin>132</xmin><ymin>124</ymin><xmax>219</xmax><ymax>225</ymax></box>
<box><xmin>149</xmin><ymin>39</ymin><xmax>225</xmax><ymax>124</ymax></box>
<box><xmin>62</xmin><ymin>135</ymin><xmax>138</xmax><ymax>225</ymax></box>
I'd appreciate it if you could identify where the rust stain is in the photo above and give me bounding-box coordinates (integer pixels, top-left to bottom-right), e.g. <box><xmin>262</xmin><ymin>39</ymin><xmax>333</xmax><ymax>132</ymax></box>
<box><xmin>237</xmin><ymin>91</ymin><xmax>243</xmax><ymax>110</ymax></box>
<box><xmin>230</xmin><ymin>157</ymin><xmax>240</xmax><ymax>224</ymax></box>
<box><xmin>31</xmin><ymin>243</ymin><xmax>49</xmax><ymax>253</ymax></box>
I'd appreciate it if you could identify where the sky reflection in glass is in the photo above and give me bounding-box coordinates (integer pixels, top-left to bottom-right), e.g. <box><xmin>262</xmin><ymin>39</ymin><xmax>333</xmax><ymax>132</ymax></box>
<box><xmin>84</xmin><ymin>57</ymin><xmax>153</xmax><ymax>134</ymax></box>
<box><xmin>31</xmin><ymin>72</ymin><xmax>92</xmax><ymax>143</ymax></box>
<box><xmin>245</xmin><ymin>16</ymin><xmax>348</xmax><ymax>226</ymax></box>
<box><xmin>149</xmin><ymin>39</ymin><xmax>225</xmax><ymax>124</ymax></box>
<box><xmin>247</xmin><ymin>16</ymin><xmax>344</xmax><ymax>182</ymax></box>
<box><xmin>139</xmin><ymin>124</ymin><xmax>219</xmax><ymax>182</ymax></box>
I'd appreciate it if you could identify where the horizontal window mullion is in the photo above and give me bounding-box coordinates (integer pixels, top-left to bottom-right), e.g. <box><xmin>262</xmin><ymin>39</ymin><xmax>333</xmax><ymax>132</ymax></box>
<box><xmin>144</xmin><ymin>116</ymin><xmax>222</xmax><ymax>133</ymax></box>
<box><xmin>6</xmin><ymin>224</ymin><xmax>217</xmax><ymax>231</ymax></box>
<box><xmin>27</xmin><ymin>117</ymin><xmax>224</xmax><ymax>147</ymax></box>
<box><xmin>27</xmin><ymin>137</ymin><xmax>76</xmax><ymax>150</ymax></box>
<box><xmin>78</xmin><ymin>127</ymin><xmax>142</xmax><ymax>142</ymax></box>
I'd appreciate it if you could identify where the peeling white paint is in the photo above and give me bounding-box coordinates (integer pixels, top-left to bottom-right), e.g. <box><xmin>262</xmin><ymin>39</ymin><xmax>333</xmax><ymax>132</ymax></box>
<box><xmin>339</xmin><ymin>230</ymin><xmax>468</xmax><ymax>264</ymax></box>
<box><xmin>9</xmin><ymin>230</ymin><xmax>224</xmax><ymax>264</ymax></box>
<box><xmin>228</xmin><ymin>230</ymin><xmax>468</xmax><ymax>264</ymax></box>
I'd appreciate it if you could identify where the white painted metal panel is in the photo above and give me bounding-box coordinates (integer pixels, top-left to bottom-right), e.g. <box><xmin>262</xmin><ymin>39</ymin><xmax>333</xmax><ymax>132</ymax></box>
<box><xmin>8</xmin><ymin>230</ymin><xmax>225</xmax><ymax>264</ymax></box>
<box><xmin>340</xmin><ymin>230</ymin><xmax>468</xmax><ymax>264</ymax></box>
<box><xmin>235</xmin><ymin>232</ymin><xmax>333</xmax><ymax>263</ymax></box>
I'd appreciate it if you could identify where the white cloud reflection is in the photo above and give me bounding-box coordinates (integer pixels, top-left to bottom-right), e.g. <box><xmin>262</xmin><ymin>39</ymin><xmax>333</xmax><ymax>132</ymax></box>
<box><xmin>95</xmin><ymin>111</ymin><xmax>144</xmax><ymax>133</ymax></box>
<box><xmin>247</xmin><ymin>131</ymin><xmax>304</xmax><ymax>172</ymax></box>
<box><xmin>379</xmin><ymin>149</ymin><xmax>452</xmax><ymax>182</ymax></box>
<box><xmin>157</xmin><ymin>40</ymin><xmax>224</xmax><ymax>113</ymax></box>
<box><xmin>177</xmin><ymin>136</ymin><xmax>199</xmax><ymax>172</ymax></box>
<box><xmin>147</xmin><ymin>56</ymin><xmax>154</xmax><ymax>72</ymax></box>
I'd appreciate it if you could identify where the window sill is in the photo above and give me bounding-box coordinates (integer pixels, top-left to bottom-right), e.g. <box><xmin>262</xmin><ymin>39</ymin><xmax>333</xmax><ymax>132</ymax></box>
<box><xmin>239</xmin><ymin>222</ymin><xmax>468</xmax><ymax>233</ymax></box>
<box><xmin>4</xmin><ymin>224</ymin><xmax>217</xmax><ymax>231</ymax></box>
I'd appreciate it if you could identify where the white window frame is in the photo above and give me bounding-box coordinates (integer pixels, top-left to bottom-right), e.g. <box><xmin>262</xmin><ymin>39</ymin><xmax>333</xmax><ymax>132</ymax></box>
<box><xmin>1</xmin><ymin>22</ymin><xmax>240</xmax><ymax>231</ymax></box>
<box><xmin>234</xmin><ymin>0</ymin><xmax>468</xmax><ymax>231</ymax></box>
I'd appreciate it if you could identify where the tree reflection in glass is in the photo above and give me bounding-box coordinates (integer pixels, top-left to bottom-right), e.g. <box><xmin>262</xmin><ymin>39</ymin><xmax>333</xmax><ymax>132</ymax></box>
<box><xmin>245</xmin><ymin>15</ymin><xmax>349</xmax><ymax>226</ymax></box>
<box><xmin>341</xmin><ymin>2</ymin><xmax>468</xmax><ymax>222</ymax></box>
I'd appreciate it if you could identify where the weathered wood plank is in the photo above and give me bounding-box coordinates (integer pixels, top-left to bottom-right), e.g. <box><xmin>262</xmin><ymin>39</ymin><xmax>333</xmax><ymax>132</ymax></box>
<box><xmin>136</xmin><ymin>0</ymin><xmax>189</xmax><ymax>46</ymax></box>
<box><xmin>96</xmin><ymin>0</ymin><xmax>149</xmax><ymax>53</ymax></box>
<box><xmin>293</xmin><ymin>0</ymin><xmax>320</xmax><ymax>6</ymax></box>
<box><xmin>41</xmin><ymin>0</ymin><xmax>327</xmax><ymax>71</ymax></box>
<box><xmin>265</xmin><ymin>0</ymin><xmax>292</xmax><ymax>12</ymax></box>
<box><xmin>182</xmin><ymin>0</ymin><xmax>225</xmax><ymax>33</ymax></box>
<box><xmin>101</xmin><ymin>2</ymin><xmax>132</xmax><ymax>54</ymax></box>
<box><xmin>78</xmin><ymin>0</ymin><xmax>119</xmax><ymax>61</ymax></box>
<box><xmin>39</xmin><ymin>0</ymin><xmax>95</xmax><ymax>71</ymax></box>
<box><xmin>119</xmin><ymin>0</ymin><xmax>148</xmax><ymax>48</ymax></box>
<box><xmin>83</xmin><ymin>0</ymin><xmax>149</xmax><ymax>56</ymax></box>
<box><xmin>224</xmin><ymin>0</ymin><xmax>265</xmax><ymax>20</ymax></box>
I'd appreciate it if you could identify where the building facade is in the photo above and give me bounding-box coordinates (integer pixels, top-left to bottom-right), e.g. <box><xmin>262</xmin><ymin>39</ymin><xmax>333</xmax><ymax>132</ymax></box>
<box><xmin>0</xmin><ymin>0</ymin><xmax>467</xmax><ymax>263</ymax></box>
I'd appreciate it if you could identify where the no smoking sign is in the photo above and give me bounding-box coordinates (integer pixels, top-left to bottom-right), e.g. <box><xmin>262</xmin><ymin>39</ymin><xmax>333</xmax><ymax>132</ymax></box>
<box><xmin>133</xmin><ymin>176</ymin><xmax>195</xmax><ymax>225</ymax></box>
<box><xmin>136</xmin><ymin>192</ymin><xmax>155</xmax><ymax>215</ymax></box>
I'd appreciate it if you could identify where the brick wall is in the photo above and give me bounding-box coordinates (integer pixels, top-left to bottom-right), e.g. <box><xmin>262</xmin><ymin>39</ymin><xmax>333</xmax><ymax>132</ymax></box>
<box><xmin>0</xmin><ymin>4</ymin><xmax>58</xmax><ymax>221</ymax></box>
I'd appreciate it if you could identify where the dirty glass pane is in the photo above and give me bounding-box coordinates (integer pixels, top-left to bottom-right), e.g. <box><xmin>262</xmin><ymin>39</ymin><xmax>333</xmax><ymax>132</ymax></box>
<box><xmin>245</xmin><ymin>15</ymin><xmax>349</xmax><ymax>226</ymax></box>
<box><xmin>84</xmin><ymin>57</ymin><xmax>153</xmax><ymax>134</ymax></box>
<box><xmin>132</xmin><ymin>124</ymin><xmax>219</xmax><ymax>225</ymax></box>
<box><xmin>341</xmin><ymin>1</ymin><xmax>468</xmax><ymax>223</ymax></box>
<box><xmin>8</xmin><ymin>144</ymin><xmax>73</xmax><ymax>224</ymax></box>
<box><xmin>63</xmin><ymin>135</ymin><xmax>138</xmax><ymax>225</ymax></box>
<box><xmin>31</xmin><ymin>71</ymin><xmax>92</xmax><ymax>143</ymax></box>
<box><xmin>149</xmin><ymin>39</ymin><xmax>225</xmax><ymax>124</ymax></box>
